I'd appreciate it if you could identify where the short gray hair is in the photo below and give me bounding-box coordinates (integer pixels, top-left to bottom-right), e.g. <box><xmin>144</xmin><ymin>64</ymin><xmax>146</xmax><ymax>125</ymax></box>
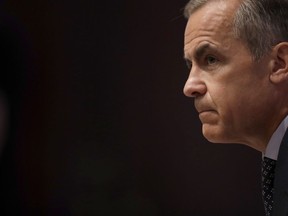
<box><xmin>184</xmin><ymin>0</ymin><xmax>288</xmax><ymax>60</ymax></box>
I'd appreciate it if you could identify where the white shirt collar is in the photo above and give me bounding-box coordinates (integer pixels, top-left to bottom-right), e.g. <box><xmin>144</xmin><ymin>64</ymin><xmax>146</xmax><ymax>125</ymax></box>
<box><xmin>264</xmin><ymin>115</ymin><xmax>288</xmax><ymax>160</ymax></box>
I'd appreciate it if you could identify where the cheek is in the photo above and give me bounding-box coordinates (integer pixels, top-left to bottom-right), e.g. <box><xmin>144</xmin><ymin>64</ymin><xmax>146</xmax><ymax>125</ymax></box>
<box><xmin>219</xmin><ymin>89</ymin><xmax>264</xmax><ymax>131</ymax></box>
<box><xmin>210</xmin><ymin>87</ymin><xmax>242</xmax><ymax>125</ymax></box>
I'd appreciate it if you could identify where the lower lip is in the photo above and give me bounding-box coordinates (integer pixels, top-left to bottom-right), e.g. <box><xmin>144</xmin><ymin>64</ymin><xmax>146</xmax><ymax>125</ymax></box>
<box><xmin>199</xmin><ymin>110</ymin><xmax>214</xmax><ymax>114</ymax></box>
<box><xmin>199</xmin><ymin>110</ymin><xmax>215</xmax><ymax>117</ymax></box>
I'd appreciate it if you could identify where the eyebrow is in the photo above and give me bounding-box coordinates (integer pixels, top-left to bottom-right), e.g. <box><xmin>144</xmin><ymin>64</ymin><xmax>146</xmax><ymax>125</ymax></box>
<box><xmin>184</xmin><ymin>43</ymin><xmax>217</xmax><ymax>59</ymax></box>
<box><xmin>195</xmin><ymin>43</ymin><xmax>214</xmax><ymax>60</ymax></box>
<box><xmin>184</xmin><ymin>43</ymin><xmax>218</xmax><ymax>68</ymax></box>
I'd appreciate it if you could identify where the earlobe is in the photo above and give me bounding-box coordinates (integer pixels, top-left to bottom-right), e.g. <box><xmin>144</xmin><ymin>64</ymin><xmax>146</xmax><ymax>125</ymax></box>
<box><xmin>270</xmin><ymin>42</ymin><xmax>288</xmax><ymax>84</ymax></box>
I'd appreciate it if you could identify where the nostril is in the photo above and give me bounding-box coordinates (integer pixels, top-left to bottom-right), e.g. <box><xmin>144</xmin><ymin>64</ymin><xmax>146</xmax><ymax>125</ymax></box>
<box><xmin>190</xmin><ymin>91</ymin><xmax>199</xmax><ymax>97</ymax></box>
<box><xmin>183</xmin><ymin>84</ymin><xmax>195</xmax><ymax>97</ymax></box>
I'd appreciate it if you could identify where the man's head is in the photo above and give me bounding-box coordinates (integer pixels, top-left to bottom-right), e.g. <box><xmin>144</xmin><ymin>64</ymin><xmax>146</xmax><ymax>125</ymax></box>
<box><xmin>184</xmin><ymin>0</ymin><xmax>288</xmax><ymax>60</ymax></box>
<box><xmin>183</xmin><ymin>0</ymin><xmax>288</xmax><ymax>152</ymax></box>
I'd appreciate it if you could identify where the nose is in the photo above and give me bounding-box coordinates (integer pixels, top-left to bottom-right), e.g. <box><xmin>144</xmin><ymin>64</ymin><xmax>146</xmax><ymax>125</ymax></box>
<box><xmin>183</xmin><ymin>72</ymin><xmax>207</xmax><ymax>97</ymax></box>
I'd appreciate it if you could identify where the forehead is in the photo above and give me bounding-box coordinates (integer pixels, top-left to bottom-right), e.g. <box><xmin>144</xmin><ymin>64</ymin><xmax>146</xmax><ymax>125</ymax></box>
<box><xmin>184</xmin><ymin>1</ymin><xmax>239</xmax><ymax>56</ymax></box>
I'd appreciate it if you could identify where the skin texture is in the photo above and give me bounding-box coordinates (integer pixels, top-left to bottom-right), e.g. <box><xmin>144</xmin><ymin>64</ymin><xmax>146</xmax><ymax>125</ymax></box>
<box><xmin>183</xmin><ymin>0</ymin><xmax>288</xmax><ymax>152</ymax></box>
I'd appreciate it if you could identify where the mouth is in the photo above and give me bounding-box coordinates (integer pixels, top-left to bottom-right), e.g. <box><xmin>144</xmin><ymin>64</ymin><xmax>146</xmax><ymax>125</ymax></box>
<box><xmin>198</xmin><ymin>110</ymin><xmax>217</xmax><ymax>122</ymax></box>
<box><xmin>198</xmin><ymin>110</ymin><xmax>215</xmax><ymax>114</ymax></box>
<box><xmin>194</xmin><ymin>98</ymin><xmax>217</xmax><ymax>115</ymax></box>
<box><xmin>198</xmin><ymin>110</ymin><xmax>214</xmax><ymax>118</ymax></box>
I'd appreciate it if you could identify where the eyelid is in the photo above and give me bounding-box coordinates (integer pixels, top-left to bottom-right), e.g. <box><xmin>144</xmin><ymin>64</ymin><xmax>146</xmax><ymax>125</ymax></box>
<box><xmin>205</xmin><ymin>55</ymin><xmax>218</xmax><ymax>64</ymax></box>
<box><xmin>202</xmin><ymin>55</ymin><xmax>221</xmax><ymax>71</ymax></box>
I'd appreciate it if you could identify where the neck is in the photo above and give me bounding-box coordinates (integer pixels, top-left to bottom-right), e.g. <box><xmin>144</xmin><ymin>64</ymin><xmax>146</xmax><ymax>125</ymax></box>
<box><xmin>247</xmin><ymin>114</ymin><xmax>288</xmax><ymax>153</ymax></box>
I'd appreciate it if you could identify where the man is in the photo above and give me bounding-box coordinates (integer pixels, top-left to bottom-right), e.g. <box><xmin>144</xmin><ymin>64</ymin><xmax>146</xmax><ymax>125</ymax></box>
<box><xmin>183</xmin><ymin>0</ymin><xmax>288</xmax><ymax>215</ymax></box>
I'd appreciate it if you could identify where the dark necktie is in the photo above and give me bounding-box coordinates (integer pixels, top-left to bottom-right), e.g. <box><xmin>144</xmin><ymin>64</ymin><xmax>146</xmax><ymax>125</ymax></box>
<box><xmin>262</xmin><ymin>156</ymin><xmax>277</xmax><ymax>216</ymax></box>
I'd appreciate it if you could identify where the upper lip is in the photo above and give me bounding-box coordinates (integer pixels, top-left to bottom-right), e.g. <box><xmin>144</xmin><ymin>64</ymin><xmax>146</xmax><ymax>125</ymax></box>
<box><xmin>194</xmin><ymin>101</ymin><xmax>214</xmax><ymax>114</ymax></box>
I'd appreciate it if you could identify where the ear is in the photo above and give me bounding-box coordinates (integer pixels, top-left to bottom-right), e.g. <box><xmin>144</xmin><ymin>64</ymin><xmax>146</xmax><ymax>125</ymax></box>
<box><xmin>270</xmin><ymin>42</ymin><xmax>288</xmax><ymax>84</ymax></box>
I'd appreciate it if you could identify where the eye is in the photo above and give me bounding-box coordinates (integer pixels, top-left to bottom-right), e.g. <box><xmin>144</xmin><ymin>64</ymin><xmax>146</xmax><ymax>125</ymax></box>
<box><xmin>185</xmin><ymin>59</ymin><xmax>192</xmax><ymax>70</ymax></box>
<box><xmin>206</xmin><ymin>55</ymin><xmax>218</xmax><ymax>65</ymax></box>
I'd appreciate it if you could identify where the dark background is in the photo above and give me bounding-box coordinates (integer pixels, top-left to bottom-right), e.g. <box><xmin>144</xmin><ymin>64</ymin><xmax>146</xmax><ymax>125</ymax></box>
<box><xmin>0</xmin><ymin>0</ymin><xmax>265</xmax><ymax>215</ymax></box>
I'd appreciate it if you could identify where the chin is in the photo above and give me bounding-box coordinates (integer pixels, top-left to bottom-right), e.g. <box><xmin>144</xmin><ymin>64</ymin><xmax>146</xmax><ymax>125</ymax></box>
<box><xmin>204</xmin><ymin>135</ymin><xmax>226</xmax><ymax>143</ymax></box>
<box><xmin>202</xmin><ymin>125</ymin><xmax>233</xmax><ymax>144</ymax></box>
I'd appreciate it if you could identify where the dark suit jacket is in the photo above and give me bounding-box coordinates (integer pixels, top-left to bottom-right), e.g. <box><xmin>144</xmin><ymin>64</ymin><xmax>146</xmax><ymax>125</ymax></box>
<box><xmin>272</xmin><ymin>130</ymin><xmax>288</xmax><ymax>216</ymax></box>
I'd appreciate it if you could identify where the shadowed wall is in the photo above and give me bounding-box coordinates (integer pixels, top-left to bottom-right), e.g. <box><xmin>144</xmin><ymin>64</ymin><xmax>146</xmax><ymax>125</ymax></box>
<box><xmin>0</xmin><ymin>0</ymin><xmax>265</xmax><ymax>215</ymax></box>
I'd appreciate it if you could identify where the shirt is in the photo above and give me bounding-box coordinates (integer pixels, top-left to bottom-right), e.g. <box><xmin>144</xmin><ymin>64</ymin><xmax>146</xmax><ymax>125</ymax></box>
<box><xmin>264</xmin><ymin>116</ymin><xmax>288</xmax><ymax>160</ymax></box>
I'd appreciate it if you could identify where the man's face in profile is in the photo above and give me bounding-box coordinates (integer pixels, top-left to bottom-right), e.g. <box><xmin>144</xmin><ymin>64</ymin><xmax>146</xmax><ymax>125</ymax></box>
<box><xmin>183</xmin><ymin>0</ymin><xmax>275</xmax><ymax>148</ymax></box>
